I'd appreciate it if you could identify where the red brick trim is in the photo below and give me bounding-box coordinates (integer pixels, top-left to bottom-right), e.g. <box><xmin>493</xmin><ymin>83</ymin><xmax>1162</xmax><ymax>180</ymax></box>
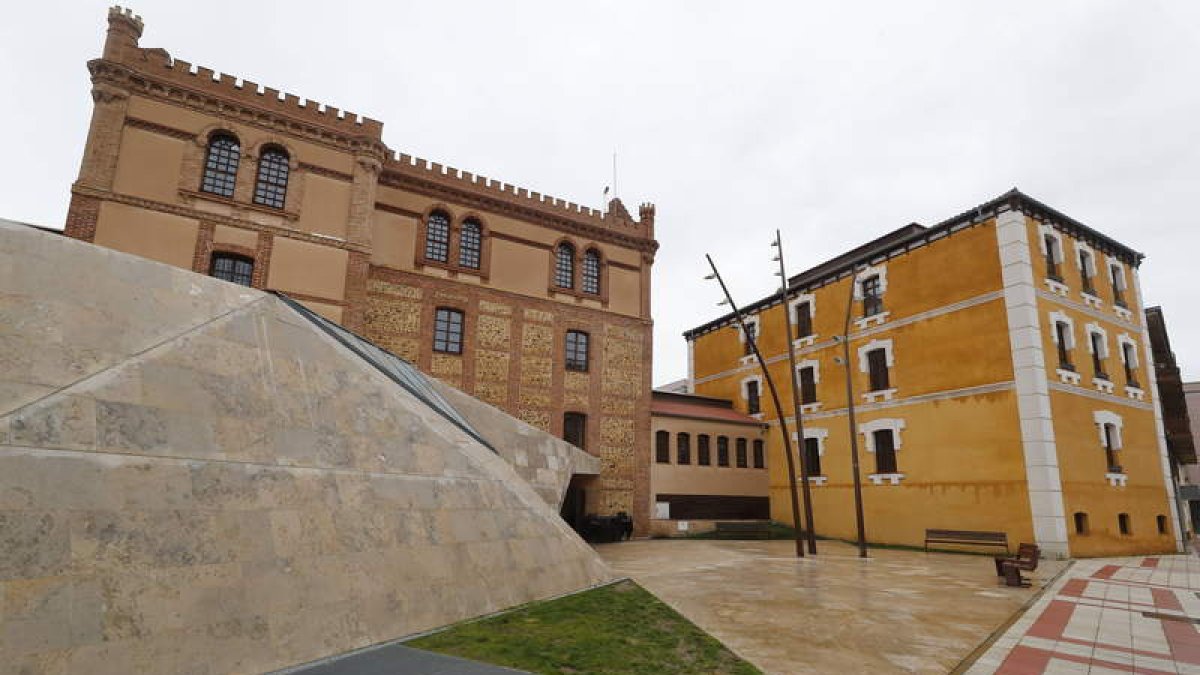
<box><xmin>63</xmin><ymin>192</ymin><xmax>101</xmax><ymax>242</ymax></box>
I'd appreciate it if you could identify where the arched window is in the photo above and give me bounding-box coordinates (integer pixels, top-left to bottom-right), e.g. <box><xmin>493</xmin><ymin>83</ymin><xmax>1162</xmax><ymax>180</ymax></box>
<box><xmin>582</xmin><ymin>249</ymin><xmax>601</xmax><ymax>295</ymax></box>
<box><xmin>555</xmin><ymin>242</ymin><xmax>575</xmax><ymax>289</ymax></box>
<box><xmin>655</xmin><ymin>430</ymin><xmax>670</xmax><ymax>464</ymax></box>
<box><xmin>677</xmin><ymin>433</ymin><xmax>691</xmax><ymax>465</ymax></box>
<box><xmin>424</xmin><ymin>211</ymin><xmax>451</xmax><ymax>263</ymax></box>
<box><xmin>200</xmin><ymin>133</ymin><xmax>240</xmax><ymax>197</ymax></box>
<box><xmin>459</xmin><ymin>218</ymin><xmax>482</xmax><ymax>269</ymax></box>
<box><xmin>209</xmin><ymin>253</ymin><xmax>254</xmax><ymax>287</ymax></box>
<box><xmin>253</xmin><ymin>146</ymin><xmax>290</xmax><ymax>209</ymax></box>
<box><xmin>1157</xmin><ymin>515</ymin><xmax>1168</xmax><ymax>535</ymax></box>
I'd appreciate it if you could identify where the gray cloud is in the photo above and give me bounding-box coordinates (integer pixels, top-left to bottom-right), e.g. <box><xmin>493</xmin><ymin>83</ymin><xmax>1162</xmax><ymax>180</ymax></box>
<box><xmin>2</xmin><ymin>0</ymin><xmax>1196</xmax><ymax>383</ymax></box>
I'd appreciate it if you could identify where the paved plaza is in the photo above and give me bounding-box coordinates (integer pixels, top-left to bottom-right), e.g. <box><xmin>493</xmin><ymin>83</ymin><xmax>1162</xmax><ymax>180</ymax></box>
<box><xmin>968</xmin><ymin>554</ymin><xmax>1200</xmax><ymax>674</ymax></box>
<box><xmin>597</xmin><ymin>538</ymin><xmax>1066</xmax><ymax>674</ymax></box>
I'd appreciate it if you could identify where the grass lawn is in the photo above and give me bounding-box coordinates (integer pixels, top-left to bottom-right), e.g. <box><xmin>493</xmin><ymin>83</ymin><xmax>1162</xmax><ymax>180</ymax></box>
<box><xmin>407</xmin><ymin>580</ymin><xmax>760</xmax><ymax>674</ymax></box>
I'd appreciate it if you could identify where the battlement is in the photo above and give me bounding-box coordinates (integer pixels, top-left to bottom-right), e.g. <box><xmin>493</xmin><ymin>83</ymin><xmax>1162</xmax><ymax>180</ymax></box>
<box><xmin>382</xmin><ymin>152</ymin><xmax>655</xmax><ymax>240</ymax></box>
<box><xmin>103</xmin><ymin>7</ymin><xmax>383</xmax><ymax>139</ymax></box>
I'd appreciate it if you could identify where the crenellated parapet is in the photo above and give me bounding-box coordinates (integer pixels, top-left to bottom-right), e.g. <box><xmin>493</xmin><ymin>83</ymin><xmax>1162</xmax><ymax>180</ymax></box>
<box><xmin>99</xmin><ymin>6</ymin><xmax>384</xmax><ymax>141</ymax></box>
<box><xmin>380</xmin><ymin>152</ymin><xmax>657</xmax><ymax>249</ymax></box>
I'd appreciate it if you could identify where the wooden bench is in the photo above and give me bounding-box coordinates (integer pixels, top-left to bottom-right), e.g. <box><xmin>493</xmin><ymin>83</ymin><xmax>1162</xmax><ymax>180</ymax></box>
<box><xmin>714</xmin><ymin>521</ymin><xmax>771</xmax><ymax>540</ymax></box>
<box><xmin>924</xmin><ymin>529</ymin><xmax>1009</xmax><ymax>553</ymax></box>
<box><xmin>995</xmin><ymin>543</ymin><xmax>1040</xmax><ymax>587</ymax></box>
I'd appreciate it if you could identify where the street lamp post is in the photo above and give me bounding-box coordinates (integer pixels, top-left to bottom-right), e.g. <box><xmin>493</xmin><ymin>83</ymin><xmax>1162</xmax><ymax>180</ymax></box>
<box><xmin>705</xmin><ymin>254</ymin><xmax>806</xmax><ymax>559</ymax></box>
<box><xmin>772</xmin><ymin>230</ymin><xmax>817</xmax><ymax>554</ymax></box>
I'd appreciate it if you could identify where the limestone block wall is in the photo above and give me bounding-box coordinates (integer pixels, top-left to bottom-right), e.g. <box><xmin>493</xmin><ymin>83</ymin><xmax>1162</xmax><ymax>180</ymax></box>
<box><xmin>0</xmin><ymin>222</ymin><xmax>612</xmax><ymax>674</ymax></box>
<box><xmin>430</xmin><ymin>380</ymin><xmax>600</xmax><ymax>508</ymax></box>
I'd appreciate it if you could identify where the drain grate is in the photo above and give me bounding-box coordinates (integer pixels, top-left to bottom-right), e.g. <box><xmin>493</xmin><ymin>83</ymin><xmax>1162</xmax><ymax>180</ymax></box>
<box><xmin>1143</xmin><ymin>611</ymin><xmax>1200</xmax><ymax>624</ymax></box>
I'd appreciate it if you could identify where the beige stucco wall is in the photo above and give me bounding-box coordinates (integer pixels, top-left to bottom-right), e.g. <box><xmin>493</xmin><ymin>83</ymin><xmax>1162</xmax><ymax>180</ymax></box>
<box><xmin>267</xmin><ymin>236</ymin><xmax>349</xmax><ymax>301</ymax></box>
<box><xmin>213</xmin><ymin>223</ymin><xmax>258</xmax><ymax>249</ymax></box>
<box><xmin>650</xmin><ymin>415</ymin><xmax>769</xmax><ymax>499</ymax></box>
<box><xmin>93</xmin><ymin>201</ymin><xmax>198</xmax><ymax>269</ymax></box>
<box><xmin>111</xmin><ymin>127</ymin><xmax>185</xmax><ymax>203</ymax></box>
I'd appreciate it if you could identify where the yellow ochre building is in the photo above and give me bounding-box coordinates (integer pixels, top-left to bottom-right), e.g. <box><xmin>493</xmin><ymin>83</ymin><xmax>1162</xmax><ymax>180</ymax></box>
<box><xmin>684</xmin><ymin>190</ymin><xmax>1180</xmax><ymax>558</ymax></box>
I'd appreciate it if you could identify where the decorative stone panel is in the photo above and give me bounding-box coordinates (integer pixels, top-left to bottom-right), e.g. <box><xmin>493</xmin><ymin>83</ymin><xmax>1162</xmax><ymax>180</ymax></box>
<box><xmin>521</xmin><ymin>324</ymin><xmax>553</xmax><ymax>356</ymax></box>
<box><xmin>367</xmin><ymin>279</ymin><xmax>423</xmax><ymax>300</ymax></box>
<box><xmin>565</xmin><ymin>389</ymin><xmax>589</xmax><ymax>409</ymax></box>
<box><xmin>519</xmin><ymin>389</ymin><xmax>551</xmax><ymax>409</ymax></box>
<box><xmin>473</xmin><ymin>380</ymin><xmax>508</xmax><ymax>406</ymax></box>
<box><xmin>430</xmin><ymin>354</ymin><xmax>463</xmax><ymax>378</ymax></box>
<box><xmin>600</xmin><ymin>417</ymin><xmax>635</xmax><ymax>448</ymax></box>
<box><xmin>365</xmin><ymin>297</ymin><xmax>422</xmax><ymax>336</ymax></box>
<box><xmin>475</xmin><ymin>349</ymin><xmax>510</xmax><ymax>383</ymax></box>
<box><xmin>523</xmin><ymin>308</ymin><xmax>553</xmax><ymax>324</ymax></box>
<box><xmin>517</xmin><ymin>408</ymin><xmax>551</xmax><ymax>431</ymax></box>
<box><xmin>476</xmin><ymin>315</ymin><xmax>511</xmax><ymax>350</ymax></box>
<box><xmin>564</xmin><ymin>372</ymin><xmax>590</xmax><ymax>392</ymax></box>
<box><xmin>520</xmin><ymin>357</ymin><xmax>552</xmax><ymax>389</ymax></box>
<box><xmin>601</xmin><ymin>396</ymin><xmax>636</xmax><ymax>416</ymax></box>
<box><xmin>478</xmin><ymin>300</ymin><xmax>512</xmax><ymax>316</ymax></box>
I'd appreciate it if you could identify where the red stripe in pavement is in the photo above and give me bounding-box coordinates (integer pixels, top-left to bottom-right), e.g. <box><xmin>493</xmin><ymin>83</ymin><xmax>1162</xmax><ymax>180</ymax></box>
<box><xmin>1151</xmin><ymin>588</ymin><xmax>1183</xmax><ymax>611</ymax></box>
<box><xmin>1142</xmin><ymin>557</ymin><xmax>1160</xmax><ymax>568</ymax></box>
<box><xmin>997</xmin><ymin>645</ymin><xmax>1053</xmax><ymax>674</ymax></box>
<box><xmin>1027</xmin><ymin>600</ymin><xmax>1075</xmax><ymax>640</ymax></box>
<box><xmin>1058</xmin><ymin>578</ymin><xmax>1087</xmax><ymax>597</ymax></box>
<box><xmin>1092</xmin><ymin>565</ymin><xmax>1121</xmax><ymax>579</ymax></box>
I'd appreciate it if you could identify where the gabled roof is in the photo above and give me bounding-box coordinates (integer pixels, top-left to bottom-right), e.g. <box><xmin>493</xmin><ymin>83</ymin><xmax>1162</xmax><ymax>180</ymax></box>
<box><xmin>684</xmin><ymin>189</ymin><xmax>1145</xmax><ymax>340</ymax></box>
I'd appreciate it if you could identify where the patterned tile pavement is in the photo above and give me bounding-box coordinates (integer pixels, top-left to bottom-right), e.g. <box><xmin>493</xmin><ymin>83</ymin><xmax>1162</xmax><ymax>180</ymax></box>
<box><xmin>968</xmin><ymin>554</ymin><xmax>1200</xmax><ymax>674</ymax></box>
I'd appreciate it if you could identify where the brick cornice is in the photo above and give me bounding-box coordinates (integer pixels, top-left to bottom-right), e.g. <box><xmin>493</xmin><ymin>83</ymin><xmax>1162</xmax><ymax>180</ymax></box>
<box><xmin>72</xmin><ymin>184</ymin><xmax>370</xmax><ymax>254</ymax></box>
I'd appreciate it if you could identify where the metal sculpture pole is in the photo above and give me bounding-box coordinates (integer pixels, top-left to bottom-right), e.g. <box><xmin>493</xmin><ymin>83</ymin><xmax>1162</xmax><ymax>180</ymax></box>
<box><xmin>839</xmin><ymin>271</ymin><xmax>869</xmax><ymax>558</ymax></box>
<box><xmin>772</xmin><ymin>230</ymin><xmax>817</xmax><ymax>554</ymax></box>
<box><xmin>705</xmin><ymin>254</ymin><xmax>806</xmax><ymax>558</ymax></box>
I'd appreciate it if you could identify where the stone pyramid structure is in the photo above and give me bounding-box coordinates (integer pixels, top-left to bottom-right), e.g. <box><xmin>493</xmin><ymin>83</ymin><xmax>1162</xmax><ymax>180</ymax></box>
<box><xmin>0</xmin><ymin>220</ymin><xmax>612</xmax><ymax>674</ymax></box>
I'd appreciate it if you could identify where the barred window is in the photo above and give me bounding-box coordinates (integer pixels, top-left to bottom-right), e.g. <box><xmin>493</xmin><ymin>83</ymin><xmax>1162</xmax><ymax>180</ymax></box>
<box><xmin>656</xmin><ymin>430</ymin><xmax>670</xmax><ymax>463</ymax></box>
<box><xmin>252</xmin><ymin>147</ymin><xmax>290</xmax><ymax>209</ymax></box>
<box><xmin>433</xmin><ymin>307</ymin><xmax>464</xmax><ymax>354</ymax></box>
<box><xmin>677</xmin><ymin>433</ymin><xmax>691</xmax><ymax>465</ymax></box>
<box><xmin>564</xmin><ymin>412</ymin><xmax>587</xmax><ymax>450</ymax></box>
<box><xmin>459</xmin><ymin>219</ymin><xmax>482</xmax><ymax>269</ymax></box>
<box><xmin>582</xmin><ymin>249</ymin><xmax>601</xmax><ymax>294</ymax></box>
<box><xmin>717</xmin><ymin>436</ymin><xmax>730</xmax><ymax>467</ymax></box>
<box><xmin>736</xmin><ymin>438</ymin><xmax>748</xmax><ymax>468</ymax></box>
<box><xmin>424</xmin><ymin>211</ymin><xmax>451</xmax><ymax>262</ymax></box>
<box><xmin>697</xmin><ymin>434</ymin><xmax>711</xmax><ymax>465</ymax></box>
<box><xmin>209</xmin><ymin>253</ymin><xmax>253</xmax><ymax>287</ymax></box>
<box><xmin>753</xmin><ymin>439</ymin><xmax>765</xmax><ymax>469</ymax></box>
<box><xmin>555</xmin><ymin>242</ymin><xmax>575</xmax><ymax>289</ymax></box>
<box><xmin>565</xmin><ymin>330</ymin><xmax>589</xmax><ymax>372</ymax></box>
<box><xmin>200</xmin><ymin>134</ymin><xmax>240</xmax><ymax>197</ymax></box>
<box><xmin>862</xmin><ymin>275</ymin><xmax>884</xmax><ymax>317</ymax></box>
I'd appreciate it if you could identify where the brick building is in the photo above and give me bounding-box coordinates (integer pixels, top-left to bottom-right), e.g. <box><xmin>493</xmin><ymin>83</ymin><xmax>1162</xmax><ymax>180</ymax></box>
<box><xmin>64</xmin><ymin>8</ymin><xmax>657</xmax><ymax>532</ymax></box>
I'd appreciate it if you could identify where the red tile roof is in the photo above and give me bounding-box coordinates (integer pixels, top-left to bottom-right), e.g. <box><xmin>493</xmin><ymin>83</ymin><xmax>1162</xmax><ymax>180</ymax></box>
<box><xmin>650</xmin><ymin>398</ymin><xmax>764</xmax><ymax>426</ymax></box>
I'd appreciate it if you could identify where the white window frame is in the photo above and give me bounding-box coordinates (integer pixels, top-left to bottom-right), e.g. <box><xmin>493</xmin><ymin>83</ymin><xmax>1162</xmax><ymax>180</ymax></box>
<box><xmin>1038</xmin><ymin>224</ymin><xmax>1068</xmax><ymax>296</ymax></box>
<box><xmin>1117</xmin><ymin>333</ymin><xmax>1139</xmax><ymax>369</ymax></box>
<box><xmin>1084</xmin><ymin>323</ymin><xmax>1110</xmax><ymax>359</ymax></box>
<box><xmin>796</xmin><ymin>359</ymin><xmax>822</xmax><ymax>413</ymax></box>
<box><xmin>853</xmin><ymin>265</ymin><xmax>890</xmax><ymax>328</ymax></box>
<box><xmin>1106</xmin><ymin>256</ymin><xmax>1128</xmax><ymax>294</ymax></box>
<box><xmin>859</xmin><ymin>418</ymin><xmax>906</xmax><ymax>485</ymax></box>
<box><xmin>1074</xmin><ymin>240</ymin><xmax>1102</xmax><ymax>307</ymax></box>
<box><xmin>1049</xmin><ymin>310</ymin><xmax>1081</xmax><ymax>385</ymax></box>
<box><xmin>788</xmin><ymin>293</ymin><xmax>817</xmax><ymax>347</ymax></box>
<box><xmin>741</xmin><ymin>374</ymin><xmax>764</xmax><ymax>419</ymax></box>
<box><xmin>857</xmin><ymin>338</ymin><xmax>897</xmax><ymax>402</ymax></box>
<box><xmin>1093</xmin><ymin>410</ymin><xmax>1124</xmax><ymax>450</ymax></box>
<box><xmin>792</xmin><ymin>427</ymin><xmax>829</xmax><ymax>484</ymax></box>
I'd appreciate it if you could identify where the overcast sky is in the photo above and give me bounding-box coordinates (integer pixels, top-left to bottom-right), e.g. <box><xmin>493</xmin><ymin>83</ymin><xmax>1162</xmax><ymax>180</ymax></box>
<box><xmin>2</xmin><ymin>1</ymin><xmax>1197</xmax><ymax>385</ymax></box>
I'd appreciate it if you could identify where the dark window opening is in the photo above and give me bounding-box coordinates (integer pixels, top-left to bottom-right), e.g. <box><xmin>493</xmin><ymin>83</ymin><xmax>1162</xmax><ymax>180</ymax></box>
<box><xmin>424</xmin><ymin>211</ymin><xmax>451</xmax><ymax>262</ymax></box>
<box><xmin>582</xmin><ymin>249</ymin><xmax>601</xmax><ymax>295</ymax></box>
<box><xmin>1055</xmin><ymin>322</ymin><xmax>1073</xmax><ymax>370</ymax></box>
<box><xmin>677</xmin><ymin>433</ymin><xmax>691</xmax><ymax>465</ymax></box>
<box><xmin>804</xmin><ymin>437</ymin><xmax>822</xmax><ymax>476</ymax></box>
<box><xmin>1157</xmin><ymin>515</ymin><xmax>1168</xmax><ymax>535</ymax></box>
<box><xmin>563</xmin><ymin>412</ymin><xmax>587</xmax><ymax>450</ymax></box>
<box><xmin>1111</xmin><ymin>265</ymin><xmax>1126</xmax><ymax>307</ymax></box>
<box><xmin>746</xmin><ymin>380</ymin><xmax>760</xmax><ymax>415</ymax></box>
<box><xmin>752</xmin><ymin>439</ymin><xmax>765</xmax><ymax>468</ymax></box>
<box><xmin>555</xmin><ymin>243</ymin><xmax>575</xmax><ymax>289</ymax></box>
<box><xmin>742</xmin><ymin>321</ymin><xmax>757</xmax><ymax>356</ymax></box>
<box><xmin>252</xmin><ymin>146</ymin><xmax>289</xmax><ymax>209</ymax></box>
<box><xmin>698</xmin><ymin>435</ymin><xmax>711</xmax><ymax>465</ymax></box>
<box><xmin>1044</xmin><ymin>234</ymin><xmax>1061</xmax><ymax>280</ymax></box>
<box><xmin>459</xmin><ymin>219</ymin><xmax>482</xmax><ymax>269</ymax></box>
<box><xmin>433</xmin><ymin>307</ymin><xmax>464</xmax><ymax>354</ymax></box>
<box><xmin>717</xmin><ymin>436</ymin><xmax>730</xmax><ymax>467</ymax></box>
<box><xmin>201</xmin><ymin>134</ymin><xmax>240</xmax><ymax>197</ymax></box>
<box><xmin>1103</xmin><ymin>423</ymin><xmax>1120</xmax><ymax>473</ymax></box>
<box><xmin>655</xmin><ymin>430</ymin><xmax>670</xmax><ymax>464</ymax></box>
<box><xmin>736</xmin><ymin>438</ymin><xmax>748</xmax><ymax>468</ymax></box>
<box><xmin>565</xmin><ymin>330</ymin><xmax>590</xmax><ymax>372</ymax></box>
<box><xmin>867</xmin><ymin>349</ymin><xmax>890</xmax><ymax>392</ymax></box>
<box><xmin>1074</xmin><ymin>512</ymin><xmax>1089</xmax><ymax>535</ymax></box>
<box><xmin>1091</xmin><ymin>333</ymin><xmax>1107</xmax><ymax>380</ymax></box>
<box><xmin>1123</xmin><ymin>343</ymin><xmax>1138</xmax><ymax>387</ymax></box>
<box><xmin>873</xmin><ymin>429</ymin><xmax>897</xmax><ymax>474</ymax></box>
<box><xmin>861</xmin><ymin>275</ymin><xmax>883</xmax><ymax>317</ymax></box>
<box><xmin>210</xmin><ymin>253</ymin><xmax>253</xmax><ymax>287</ymax></box>
<box><xmin>799</xmin><ymin>366</ymin><xmax>817</xmax><ymax>404</ymax></box>
<box><xmin>1118</xmin><ymin>513</ymin><xmax>1131</xmax><ymax>535</ymax></box>
<box><xmin>1079</xmin><ymin>250</ymin><xmax>1095</xmax><ymax>295</ymax></box>
<box><xmin>794</xmin><ymin>301</ymin><xmax>812</xmax><ymax>338</ymax></box>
